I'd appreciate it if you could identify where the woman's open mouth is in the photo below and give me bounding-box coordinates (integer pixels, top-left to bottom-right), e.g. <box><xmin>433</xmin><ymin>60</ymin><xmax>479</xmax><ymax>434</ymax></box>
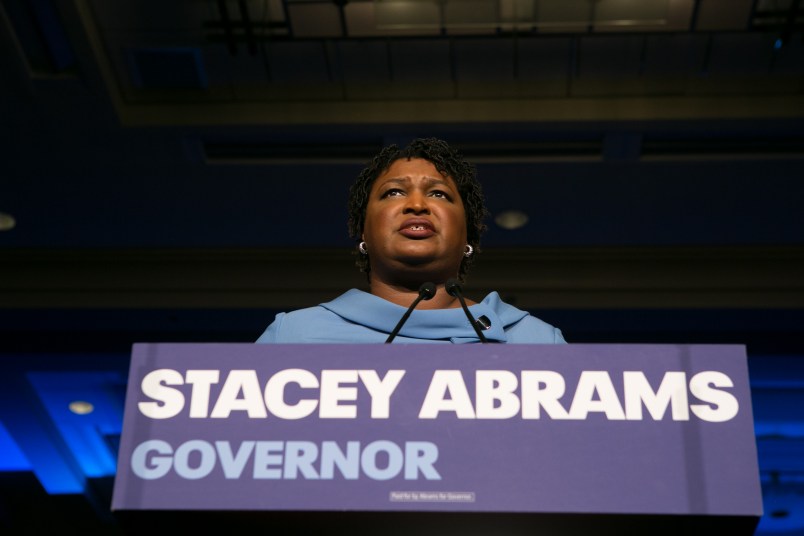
<box><xmin>398</xmin><ymin>218</ymin><xmax>435</xmax><ymax>238</ymax></box>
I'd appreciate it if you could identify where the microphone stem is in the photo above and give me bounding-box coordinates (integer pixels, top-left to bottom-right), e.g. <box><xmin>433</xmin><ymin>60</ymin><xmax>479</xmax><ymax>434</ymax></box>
<box><xmin>386</xmin><ymin>294</ymin><xmax>426</xmax><ymax>343</ymax></box>
<box><xmin>455</xmin><ymin>293</ymin><xmax>488</xmax><ymax>343</ymax></box>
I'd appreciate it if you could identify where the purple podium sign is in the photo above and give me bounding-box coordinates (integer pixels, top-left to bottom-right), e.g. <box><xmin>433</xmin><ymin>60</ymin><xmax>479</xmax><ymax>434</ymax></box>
<box><xmin>112</xmin><ymin>344</ymin><xmax>761</xmax><ymax>533</ymax></box>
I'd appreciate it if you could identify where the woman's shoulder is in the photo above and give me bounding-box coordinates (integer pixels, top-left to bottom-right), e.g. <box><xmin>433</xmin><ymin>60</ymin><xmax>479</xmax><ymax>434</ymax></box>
<box><xmin>480</xmin><ymin>292</ymin><xmax>566</xmax><ymax>344</ymax></box>
<box><xmin>255</xmin><ymin>305</ymin><xmax>334</xmax><ymax>343</ymax></box>
<box><xmin>505</xmin><ymin>315</ymin><xmax>567</xmax><ymax>344</ymax></box>
<box><xmin>255</xmin><ymin>290</ymin><xmax>386</xmax><ymax>343</ymax></box>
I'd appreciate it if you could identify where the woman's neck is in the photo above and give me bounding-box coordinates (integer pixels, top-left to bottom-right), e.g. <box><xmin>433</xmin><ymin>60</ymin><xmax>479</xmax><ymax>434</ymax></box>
<box><xmin>368</xmin><ymin>278</ymin><xmax>475</xmax><ymax>309</ymax></box>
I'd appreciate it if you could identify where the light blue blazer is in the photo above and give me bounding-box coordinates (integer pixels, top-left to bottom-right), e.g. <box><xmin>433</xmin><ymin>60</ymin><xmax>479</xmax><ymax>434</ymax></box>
<box><xmin>256</xmin><ymin>289</ymin><xmax>565</xmax><ymax>344</ymax></box>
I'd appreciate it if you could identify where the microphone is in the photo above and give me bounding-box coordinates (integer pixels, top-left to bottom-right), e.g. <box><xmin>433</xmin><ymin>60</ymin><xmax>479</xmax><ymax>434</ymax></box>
<box><xmin>445</xmin><ymin>278</ymin><xmax>488</xmax><ymax>343</ymax></box>
<box><xmin>385</xmin><ymin>282</ymin><xmax>437</xmax><ymax>343</ymax></box>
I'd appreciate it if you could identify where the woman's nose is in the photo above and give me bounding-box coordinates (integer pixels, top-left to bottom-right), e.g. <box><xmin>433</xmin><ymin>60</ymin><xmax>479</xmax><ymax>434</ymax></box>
<box><xmin>403</xmin><ymin>191</ymin><xmax>430</xmax><ymax>213</ymax></box>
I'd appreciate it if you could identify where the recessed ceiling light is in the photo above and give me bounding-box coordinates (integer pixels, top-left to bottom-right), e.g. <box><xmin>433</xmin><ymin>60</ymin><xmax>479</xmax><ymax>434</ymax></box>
<box><xmin>494</xmin><ymin>210</ymin><xmax>529</xmax><ymax>230</ymax></box>
<box><xmin>69</xmin><ymin>401</ymin><xmax>94</xmax><ymax>415</ymax></box>
<box><xmin>0</xmin><ymin>212</ymin><xmax>16</xmax><ymax>231</ymax></box>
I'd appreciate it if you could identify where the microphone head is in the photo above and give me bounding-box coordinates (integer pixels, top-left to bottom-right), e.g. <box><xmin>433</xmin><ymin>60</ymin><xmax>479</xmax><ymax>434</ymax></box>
<box><xmin>445</xmin><ymin>278</ymin><xmax>462</xmax><ymax>297</ymax></box>
<box><xmin>418</xmin><ymin>282</ymin><xmax>436</xmax><ymax>300</ymax></box>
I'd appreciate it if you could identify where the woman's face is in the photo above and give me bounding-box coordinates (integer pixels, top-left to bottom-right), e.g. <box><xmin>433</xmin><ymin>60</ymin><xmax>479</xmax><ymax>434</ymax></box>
<box><xmin>362</xmin><ymin>158</ymin><xmax>467</xmax><ymax>284</ymax></box>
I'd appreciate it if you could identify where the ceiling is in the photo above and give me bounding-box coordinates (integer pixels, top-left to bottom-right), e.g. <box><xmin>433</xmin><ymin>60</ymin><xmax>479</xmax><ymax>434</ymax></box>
<box><xmin>2</xmin><ymin>0</ymin><xmax>804</xmax><ymax>257</ymax></box>
<box><xmin>1</xmin><ymin>0</ymin><xmax>804</xmax><ymax>533</ymax></box>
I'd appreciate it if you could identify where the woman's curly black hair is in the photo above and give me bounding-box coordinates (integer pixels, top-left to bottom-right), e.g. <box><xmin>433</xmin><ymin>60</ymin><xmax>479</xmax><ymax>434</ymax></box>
<box><xmin>347</xmin><ymin>137</ymin><xmax>488</xmax><ymax>282</ymax></box>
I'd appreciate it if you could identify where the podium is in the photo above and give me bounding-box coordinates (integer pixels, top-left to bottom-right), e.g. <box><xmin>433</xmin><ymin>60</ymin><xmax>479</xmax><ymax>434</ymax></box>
<box><xmin>112</xmin><ymin>343</ymin><xmax>762</xmax><ymax>534</ymax></box>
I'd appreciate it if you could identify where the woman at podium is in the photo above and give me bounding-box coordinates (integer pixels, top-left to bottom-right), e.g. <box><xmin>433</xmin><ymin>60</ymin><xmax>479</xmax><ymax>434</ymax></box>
<box><xmin>257</xmin><ymin>138</ymin><xmax>564</xmax><ymax>344</ymax></box>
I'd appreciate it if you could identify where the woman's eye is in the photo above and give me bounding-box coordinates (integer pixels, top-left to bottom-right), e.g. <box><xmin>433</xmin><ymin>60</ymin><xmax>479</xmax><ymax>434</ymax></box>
<box><xmin>381</xmin><ymin>188</ymin><xmax>404</xmax><ymax>198</ymax></box>
<box><xmin>429</xmin><ymin>190</ymin><xmax>450</xmax><ymax>200</ymax></box>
